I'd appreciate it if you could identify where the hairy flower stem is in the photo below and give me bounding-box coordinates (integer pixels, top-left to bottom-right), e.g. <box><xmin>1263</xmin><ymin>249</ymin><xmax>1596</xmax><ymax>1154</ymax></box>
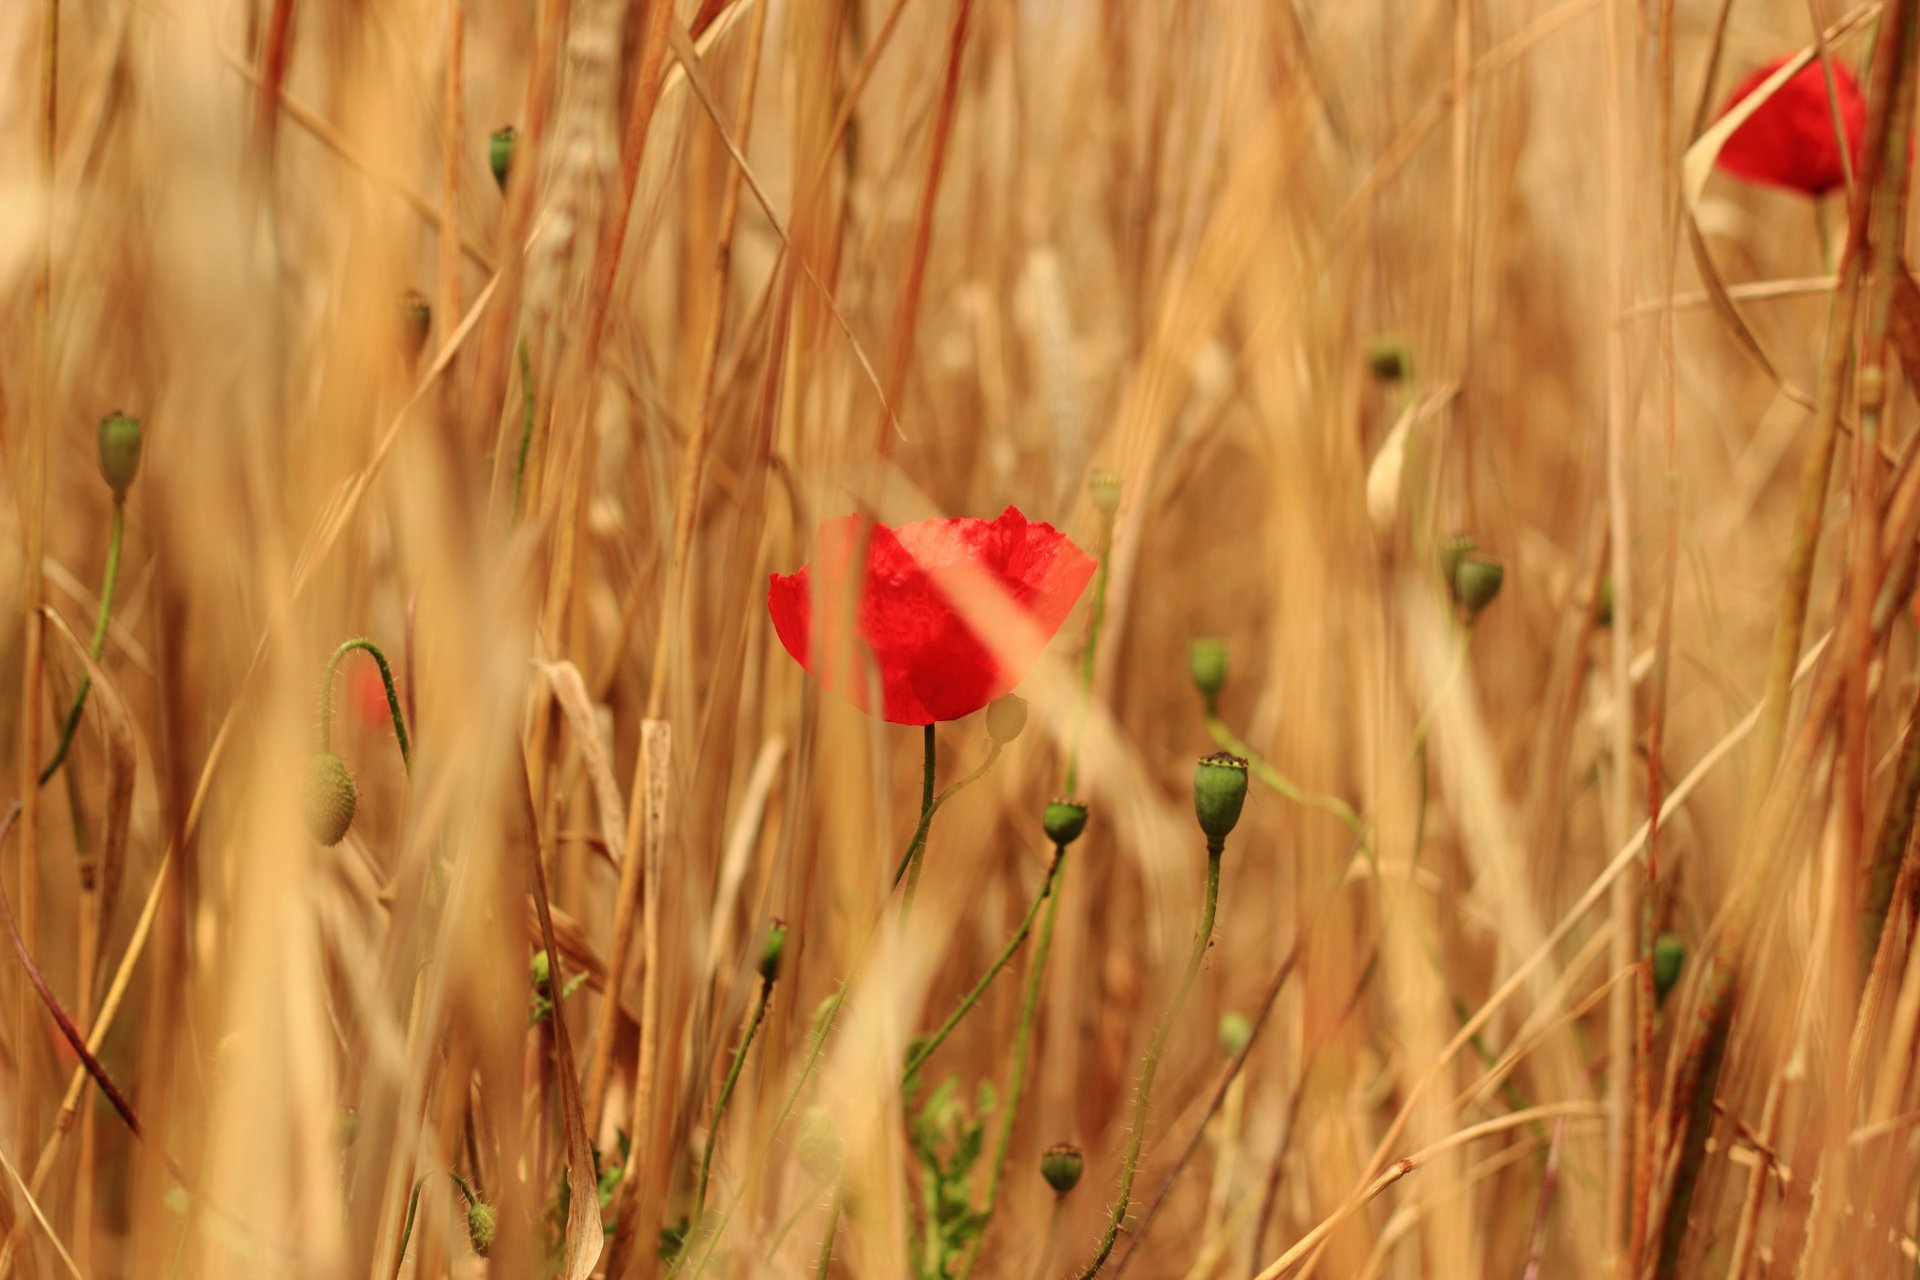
<box><xmin>1077</xmin><ymin>843</ymin><xmax>1223</xmax><ymax>1279</ymax></box>
<box><xmin>957</xmin><ymin>844</ymin><xmax>1068</xmax><ymax>1280</ymax></box>
<box><xmin>319</xmin><ymin>637</ymin><xmax>412</xmax><ymax>773</ymax></box>
<box><xmin>689</xmin><ymin>971</ymin><xmax>774</xmax><ymax>1242</ymax></box>
<box><xmin>39</xmin><ymin>499</ymin><xmax>123</xmax><ymax>786</ymax></box>
<box><xmin>895</xmin><ymin>723</ymin><xmax>938</xmax><ymax>914</ymax></box>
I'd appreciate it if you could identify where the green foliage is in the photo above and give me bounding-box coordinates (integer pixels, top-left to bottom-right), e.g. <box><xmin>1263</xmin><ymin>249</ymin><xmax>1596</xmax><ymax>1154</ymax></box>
<box><xmin>907</xmin><ymin>1076</ymin><xmax>997</xmax><ymax>1279</ymax></box>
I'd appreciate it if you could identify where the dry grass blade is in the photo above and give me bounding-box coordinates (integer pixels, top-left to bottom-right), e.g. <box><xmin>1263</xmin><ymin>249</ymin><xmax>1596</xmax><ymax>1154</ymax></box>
<box><xmin>539</xmin><ymin>659</ymin><xmax>629</xmax><ymax>867</ymax></box>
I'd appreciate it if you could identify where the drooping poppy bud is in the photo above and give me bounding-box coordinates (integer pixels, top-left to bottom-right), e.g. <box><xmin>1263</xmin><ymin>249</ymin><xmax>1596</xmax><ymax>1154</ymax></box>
<box><xmin>1193</xmin><ymin>752</ymin><xmax>1249</xmax><ymax>846</ymax></box>
<box><xmin>1043</xmin><ymin>799</ymin><xmax>1089</xmax><ymax>847</ymax></box>
<box><xmin>489</xmin><ymin>124</ymin><xmax>517</xmax><ymax>191</ymax></box>
<box><xmin>97</xmin><ymin>411</ymin><xmax>142</xmax><ymax>499</ymax></box>
<box><xmin>986</xmin><ymin>694</ymin><xmax>1029</xmax><ymax>745</ymax></box>
<box><xmin>1040</xmin><ymin>1142</ymin><xmax>1084</xmax><ymax>1195</ymax></box>
<box><xmin>759</xmin><ymin>918</ymin><xmax>788</xmax><ymax>983</ymax></box>
<box><xmin>303</xmin><ymin>752</ymin><xmax>358</xmax><ymax>846</ymax></box>
<box><xmin>1715</xmin><ymin>56</ymin><xmax>1866</xmax><ymax>197</ymax></box>
<box><xmin>466</xmin><ymin>1201</ymin><xmax>498</xmax><ymax>1257</ymax></box>
<box><xmin>1189</xmin><ymin>638</ymin><xmax>1228</xmax><ymax>706</ymax></box>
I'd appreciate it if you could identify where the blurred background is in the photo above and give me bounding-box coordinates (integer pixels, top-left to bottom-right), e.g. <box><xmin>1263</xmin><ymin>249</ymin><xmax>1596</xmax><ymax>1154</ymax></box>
<box><xmin>0</xmin><ymin>0</ymin><xmax>1912</xmax><ymax>1276</ymax></box>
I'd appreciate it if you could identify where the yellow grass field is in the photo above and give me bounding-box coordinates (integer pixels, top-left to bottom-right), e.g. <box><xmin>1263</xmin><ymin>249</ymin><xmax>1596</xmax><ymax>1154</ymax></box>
<box><xmin>1</xmin><ymin>1</ymin><xmax>1917</xmax><ymax>1276</ymax></box>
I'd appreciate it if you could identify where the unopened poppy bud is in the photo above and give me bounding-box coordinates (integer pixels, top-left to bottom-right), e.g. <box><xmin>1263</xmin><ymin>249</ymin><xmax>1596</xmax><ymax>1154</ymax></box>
<box><xmin>98</xmin><ymin>411</ymin><xmax>143</xmax><ymax>499</ymax></box>
<box><xmin>466</xmin><ymin>1200</ymin><xmax>497</xmax><ymax>1257</ymax></box>
<box><xmin>1193</xmin><ymin>752</ymin><xmax>1249</xmax><ymax>846</ymax></box>
<box><xmin>1039</xmin><ymin>1142</ymin><xmax>1084</xmax><ymax>1195</ymax></box>
<box><xmin>759</xmin><ymin>919</ymin><xmax>788</xmax><ymax>982</ymax></box>
<box><xmin>1218</xmin><ymin>1010</ymin><xmax>1252</xmax><ymax>1057</ymax></box>
<box><xmin>986</xmin><ymin>694</ymin><xmax>1029</xmax><ymax>745</ymax></box>
<box><xmin>1189</xmin><ymin>638</ymin><xmax>1227</xmax><ymax>706</ymax></box>
<box><xmin>489</xmin><ymin>124</ymin><xmax>517</xmax><ymax>191</ymax></box>
<box><xmin>1090</xmin><ymin>468</ymin><xmax>1121</xmax><ymax>516</ymax></box>
<box><xmin>1652</xmin><ymin>933</ymin><xmax>1685</xmax><ymax>1003</ymax></box>
<box><xmin>1365</xmin><ymin>338</ymin><xmax>1412</xmax><ymax>383</ymax></box>
<box><xmin>1043</xmin><ymin>799</ymin><xmax>1089</xmax><ymax>847</ymax></box>
<box><xmin>303</xmin><ymin>752</ymin><xmax>358</xmax><ymax>846</ymax></box>
<box><xmin>398</xmin><ymin>289</ymin><xmax>432</xmax><ymax>363</ymax></box>
<box><xmin>1451</xmin><ymin>552</ymin><xmax>1505</xmax><ymax>621</ymax></box>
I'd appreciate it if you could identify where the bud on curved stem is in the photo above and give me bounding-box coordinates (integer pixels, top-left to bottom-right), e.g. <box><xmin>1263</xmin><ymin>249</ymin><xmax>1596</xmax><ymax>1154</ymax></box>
<box><xmin>319</xmin><ymin>637</ymin><xmax>411</xmax><ymax>773</ymax></box>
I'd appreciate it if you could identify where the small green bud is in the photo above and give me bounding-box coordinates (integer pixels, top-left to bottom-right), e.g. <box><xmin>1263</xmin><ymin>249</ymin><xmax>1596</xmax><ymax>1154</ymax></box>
<box><xmin>466</xmin><ymin>1200</ymin><xmax>497</xmax><ymax>1257</ymax></box>
<box><xmin>759</xmin><ymin>918</ymin><xmax>788</xmax><ymax>983</ymax></box>
<box><xmin>1039</xmin><ymin>1142</ymin><xmax>1084</xmax><ymax>1195</ymax></box>
<box><xmin>1043</xmin><ymin>799</ymin><xmax>1089</xmax><ymax>847</ymax></box>
<box><xmin>97</xmin><ymin>411</ymin><xmax>142</xmax><ymax>499</ymax></box>
<box><xmin>398</xmin><ymin>289</ymin><xmax>431</xmax><ymax>363</ymax></box>
<box><xmin>1450</xmin><ymin>552</ymin><xmax>1505</xmax><ymax>621</ymax></box>
<box><xmin>1652</xmin><ymin>933</ymin><xmax>1685</xmax><ymax>1004</ymax></box>
<box><xmin>489</xmin><ymin>124</ymin><xmax>517</xmax><ymax>191</ymax></box>
<box><xmin>1090</xmin><ymin>468</ymin><xmax>1121</xmax><ymax>516</ymax></box>
<box><xmin>303</xmin><ymin>752</ymin><xmax>358</xmax><ymax>846</ymax></box>
<box><xmin>1218</xmin><ymin>1010</ymin><xmax>1253</xmax><ymax>1057</ymax></box>
<box><xmin>1193</xmin><ymin>752</ymin><xmax>1249</xmax><ymax>846</ymax></box>
<box><xmin>1188</xmin><ymin>638</ymin><xmax>1228</xmax><ymax>705</ymax></box>
<box><xmin>531</xmin><ymin>950</ymin><xmax>551</xmax><ymax>991</ymax></box>
<box><xmin>1365</xmin><ymin>337</ymin><xmax>1412</xmax><ymax>383</ymax></box>
<box><xmin>986</xmin><ymin>694</ymin><xmax>1029</xmax><ymax>746</ymax></box>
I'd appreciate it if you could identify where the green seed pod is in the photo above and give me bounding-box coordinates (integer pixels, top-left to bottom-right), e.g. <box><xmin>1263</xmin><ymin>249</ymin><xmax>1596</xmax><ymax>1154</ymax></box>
<box><xmin>759</xmin><ymin>918</ymin><xmax>788</xmax><ymax>983</ymax></box>
<box><xmin>1193</xmin><ymin>752</ymin><xmax>1249</xmax><ymax>847</ymax></box>
<box><xmin>1652</xmin><ymin>933</ymin><xmax>1685</xmax><ymax>1004</ymax></box>
<box><xmin>303</xmin><ymin>752</ymin><xmax>358</xmax><ymax>846</ymax></box>
<box><xmin>97</xmin><ymin>411</ymin><xmax>143</xmax><ymax>499</ymax></box>
<box><xmin>1218</xmin><ymin>1010</ymin><xmax>1253</xmax><ymax>1057</ymax></box>
<box><xmin>1365</xmin><ymin>337</ymin><xmax>1412</xmax><ymax>383</ymax></box>
<box><xmin>986</xmin><ymin>693</ymin><xmax>1029</xmax><ymax>746</ymax></box>
<box><xmin>398</xmin><ymin>289</ymin><xmax>431</xmax><ymax>363</ymax></box>
<box><xmin>466</xmin><ymin>1201</ymin><xmax>497</xmax><ymax>1258</ymax></box>
<box><xmin>489</xmin><ymin>124</ymin><xmax>517</xmax><ymax>191</ymax></box>
<box><xmin>1451</xmin><ymin>552</ymin><xmax>1505</xmax><ymax>621</ymax></box>
<box><xmin>1436</xmin><ymin>533</ymin><xmax>1475</xmax><ymax>591</ymax></box>
<box><xmin>1189</xmin><ymin>638</ymin><xmax>1228</xmax><ymax>705</ymax></box>
<box><xmin>1090</xmin><ymin>468</ymin><xmax>1121</xmax><ymax>516</ymax></box>
<box><xmin>1040</xmin><ymin>1142</ymin><xmax>1084</xmax><ymax>1195</ymax></box>
<box><xmin>1043</xmin><ymin>798</ymin><xmax>1089</xmax><ymax>847</ymax></box>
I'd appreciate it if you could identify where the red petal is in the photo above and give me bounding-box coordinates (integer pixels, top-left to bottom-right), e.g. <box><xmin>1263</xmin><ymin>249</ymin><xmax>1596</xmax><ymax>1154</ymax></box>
<box><xmin>1715</xmin><ymin>57</ymin><xmax>1865</xmax><ymax>196</ymax></box>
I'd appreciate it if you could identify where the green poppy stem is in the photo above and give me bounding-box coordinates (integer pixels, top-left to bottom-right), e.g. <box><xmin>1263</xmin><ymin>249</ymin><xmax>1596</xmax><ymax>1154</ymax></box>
<box><xmin>894</xmin><ymin>723</ymin><xmax>938</xmax><ymax>914</ymax></box>
<box><xmin>39</xmin><ymin>498</ymin><xmax>124</xmax><ymax>786</ymax></box>
<box><xmin>690</xmin><ymin>971</ymin><xmax>775</xmax><ymax>1239</ymax></box>
<box><xmin>903</xmin><ymin>842</ymin><xmax>1065</xmax><ymax>1083</ymax></box>
<box><xmin>511</xmin><ymin>337</ymin><xmax>535</xmax><ymax>517</ymax></box>
<box><xmin>319</xmin><ymin>637</ymin><xmax>412</xmax><ymax>774</ymax></box>
<box><xmin>1077</xmin><ymin>842</ymin><xmax>1223</xmax><ymax>1279</ymax></box>
<box><xmin>957</xmin><ymin>842</ymin><xmax>1069</xmax><ymax>1280</ymax></box>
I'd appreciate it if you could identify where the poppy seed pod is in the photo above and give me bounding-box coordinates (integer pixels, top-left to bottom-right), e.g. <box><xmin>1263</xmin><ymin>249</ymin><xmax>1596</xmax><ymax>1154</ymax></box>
<box><xmin>1437</xmin><ymin>532</ymin><xmax>1474</xmax><ymax>590</ymax></box>
<box><xmin>1043</xmin><ymin>799</ymin><xmax>1089</xmax><ymax>847</ymax></box>
<box><xmin>489</xmin><ymin>124</ymin><xmax>517</xmax><ymax>191</ymax></box>
<box><xmin>1451</xmin><ymin>552</ymin><xmax>1505</xmax><ymax>620</ymax></box>
<box><xmin>1366</xmin><ymin>338</ymin><xmax>1411</xmax><ymax>383</ymax></box>
<box><xmin>1653</xmin><ymin>933</ymin><xmax>1685</xmax><ymax>1004</ymax></box>
<box><xmin>466</xmin><ymin>1201</ymin><xmax>497</xmax><ymax>1257</ymax></box>
<box><xmin>1218</xmin><ymin>1010</ymin><xmax>1253</xmax><ymax>1057</ymax></box>
<box><xmin>397</xmin><ymin>289</ymin><xmax>432</xmax><ymax>363</ymax></box>
<box><xmin>759</xmin><ymin>919</ymin><xmax>788</xmax><ymax>983</ymax></box>
<box><xmin>1040</xmin><ymin>1143</ymin><xmax>1084</xmax><ymax>1195</ymax></box>
<box><xmin>1193</xmin><ymin>752</ymin><xmax>1249</xmax><ymax>846</ymax></box>
<box><xmin>1189</xmin><ymin>638</ymin><xmax>1228</xmax><ymax>705</ymax></box>
<box><xmin>303</xmin><ymin>752</ymin><xmax>358</xmax><ymax>846</ymax></box>
<box><xmin>1090</xmin><ymin>468</ymin><xmax>1121</xmax><ymax>516</ymax></box>
<box><xmin>986</xmin><ymin>694</ymin><xmax>1029</xmax><ymax>745</ymax></box>
<box><xmin>97</xmin><ymin>411</ymin><xmax>142</xmax><ymax>499</ymax></box>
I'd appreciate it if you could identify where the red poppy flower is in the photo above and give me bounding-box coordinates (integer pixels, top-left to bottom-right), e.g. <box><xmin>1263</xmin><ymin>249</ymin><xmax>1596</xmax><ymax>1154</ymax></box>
<box><xmin>768</xmin><ymin>506</ymin><xmax>1097</xmax><ymax>725</ymax></box>
<box><xmin>1715</xmin><ymin>56</ymin><xmax>1865</xmax><ymax>196</ymax></box>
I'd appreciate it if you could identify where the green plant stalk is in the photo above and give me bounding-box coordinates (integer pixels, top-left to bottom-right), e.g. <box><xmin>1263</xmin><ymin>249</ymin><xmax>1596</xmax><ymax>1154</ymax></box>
<box><xmin>903</xmin><ymin>843</ymin><xmax>1065</xmax><ymax>1082</ymax></box>
<box><xmin>319</xmin><ymin>637</ymin><xmax>411</xmax><ymax>773</ymax></box>
<box><xmin>1076</xmin><ymin>843</ymin><xmax>1223</xmax><ymax>1279</ymax></box>
<box><xmin>39</xmin><ymin>498</ymin><xmax>123</xmax><ymax>786</ymax></box>
<box><xmin>1065</xmin><ymin>502</ymin><xmax>1117</xmax><ymax>797</ymax></box>
<box><xmin>390</xmin><ymin>1173</ymin><xmax>429</xmax><ymax>1280</ymax></box>
<box><xmin>814</xmin><ymin>1190</ymin><xmax>843</xmax><ymax>1280</ymax></box>
<box><xmin>895</xmin><ymin>723</ymin><xmax>939</xmax><ymax>912</ymax></box>
<box><xmin>956</xmin><ymin>845</ymin><xmax>1067</xmax><ymax>1280</ymax></box>
<box><xmin>690</xmin><ymin>972</ymin><xmax>774</xmax><ymax>1239</ymax></box>
<box><xmin>511</xmin><ymin>337</ymin><xmax>535</xmax><ymax>516</ymax></box>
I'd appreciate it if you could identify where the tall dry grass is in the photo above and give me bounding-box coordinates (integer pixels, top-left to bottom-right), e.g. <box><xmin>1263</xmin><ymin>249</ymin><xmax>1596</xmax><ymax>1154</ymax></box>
<box><xmin>1</xmin><ymin>0</ymin><xmax>1918</xmax><ymax>1277</ymax></box>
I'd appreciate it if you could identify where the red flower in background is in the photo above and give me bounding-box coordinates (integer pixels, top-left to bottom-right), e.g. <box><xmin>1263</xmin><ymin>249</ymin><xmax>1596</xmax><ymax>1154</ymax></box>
<box><xmin>1715</xmin><ymin>56</ymin><xmax>1865</xmax><ymax>196</ymax></box>
<box><xmin>768</xmin><ymin>507</ymin><xmax>1096</xmax><ymax>725</ymax></box>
